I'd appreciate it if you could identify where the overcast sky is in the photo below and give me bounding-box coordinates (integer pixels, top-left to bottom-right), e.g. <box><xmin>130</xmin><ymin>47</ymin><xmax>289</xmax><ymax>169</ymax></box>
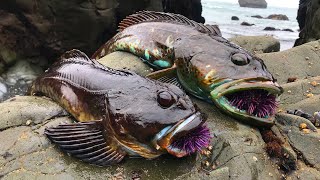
<box><xmin>203</xmin><ymin>0</ymin><xmax>299</xmax><ymax>9</ymax></box>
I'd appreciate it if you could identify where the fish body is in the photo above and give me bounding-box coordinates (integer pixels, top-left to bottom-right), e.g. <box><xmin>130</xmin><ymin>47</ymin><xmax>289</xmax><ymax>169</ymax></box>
<box><xmin>92</xmin><ymin>11</ymin><xmax>283</xmax><ymax>127</ymax></box>
<box><xmin>30</xmin><ymin>49</ymin><xmax>209</xmax><ymax>166</ymax></box>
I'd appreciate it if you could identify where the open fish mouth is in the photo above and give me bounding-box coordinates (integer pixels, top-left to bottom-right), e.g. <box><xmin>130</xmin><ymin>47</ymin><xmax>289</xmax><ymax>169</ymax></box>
<box><xmin>152</xmin><ymin>112</ymin><xmax>211</xmax><ymax>157</ymax></box>
<box><xmin>210</xmin><ymin>78</ymin><xmax>283</xmax><ymax>127</ymax></box>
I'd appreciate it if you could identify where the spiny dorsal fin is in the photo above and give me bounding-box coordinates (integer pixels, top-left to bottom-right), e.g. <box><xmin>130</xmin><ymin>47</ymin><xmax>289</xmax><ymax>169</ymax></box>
<box><xmin>118</xmin><ymin>11</ymin><xmax>221</xmax><ymax>36</ymax></box>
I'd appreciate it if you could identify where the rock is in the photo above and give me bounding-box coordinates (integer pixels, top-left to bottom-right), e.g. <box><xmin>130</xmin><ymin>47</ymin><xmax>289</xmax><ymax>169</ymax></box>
<box><xmin>98</xmin><ymin>51</ymin><xmax>154</xmax><ymax>76</ymax></box>
<box><xmin>0</xmin><ymin>0</ymin><xmax>205</xmax><ymax>63</ymax></box>
<box><xmin>162</xmin><ymin>0</ymin><xmax>205</xmax><ymax>23</ymax></box>
<box><xmin>275</xmin><ymin>114</ymin><xmax>320</xmax><ymax>171</ymax></box>
<box><xmin>295</xmin><ymin>0</ymin><xmax>320</xmax><ymax>46</ymax></box>
<box><xmin>240</xmin><ymin>21</ymin><xmax>255</xmax><ymax>26</ymax></box>
<box><xmin>296</xmin><ymin>0</ymin><xmax>309</xmax><ymax>30</ymax></box>
<box><xmin>231</xmin><ymin>16</ymin><xmax>239</xmax><ymax>21</ymax></box>
<box><xmin>251</xmin><ymin>15</ymin><xmax>263</xmax><ymax>19</ymax></box>
<box><xmin>0</xmin><ymin>59</ymin><xmax>45</xmax><ymax>101</ymax></box>
<box><xmin>238</xmin><ymin>0</ymin><xmax>267</xmax><ymax>8</ymax></box>
<box><xmin>282</xmin><ymin>28</ymin><xmax>294</xmax><ymax>32</ymax></box>
<box><xmin>229</xmin><ymin>35</ymin><xmax>280</xmax><ymax>54</ymax></box>
<box><xmin>263</xmin><ymin>27</ymin><xmax>280</xmax><ymax>31</ymax></box>
<box><xmin>266</xmin><ymin>14</ymin><xmax>289</xmax><ymax>21</ymax></box>
<box><xmin>257</xmin><ymin>40</ymin><xmax>320</xmax><ymax>84</ymax></box>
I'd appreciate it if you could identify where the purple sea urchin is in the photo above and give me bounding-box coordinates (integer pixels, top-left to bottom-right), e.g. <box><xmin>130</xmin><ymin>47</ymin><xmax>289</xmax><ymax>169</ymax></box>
<box><xmin>226</xmin><ymin>89</ymin><xmax>278</xmax><ymax>118</ymax></box>
<box><xmin>169</xmin><ymin>125</ymin><xmax>211</xmax><ymax>155</ymax></box>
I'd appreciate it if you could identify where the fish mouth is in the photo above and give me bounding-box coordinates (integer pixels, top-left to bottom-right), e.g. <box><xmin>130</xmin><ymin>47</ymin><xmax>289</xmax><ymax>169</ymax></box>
<box><xmin>152</xmin><ymin>111</ymin><xmax>211</xmax><ymax>157</ymax></box>
<box><xmin>210</xmin><ymin>78</ymin><xmax>283</xmax><ymax>127</ymax></box>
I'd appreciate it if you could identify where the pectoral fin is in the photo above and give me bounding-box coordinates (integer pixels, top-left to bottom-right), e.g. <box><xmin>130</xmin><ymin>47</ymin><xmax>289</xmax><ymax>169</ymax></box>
<box><xmin>45</xmin><ymin>121</ymin><xmax>126</xmax><ymax>166</ymax></box>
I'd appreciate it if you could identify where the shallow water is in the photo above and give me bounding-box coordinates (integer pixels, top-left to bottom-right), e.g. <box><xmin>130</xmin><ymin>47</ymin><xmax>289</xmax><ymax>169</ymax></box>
<box><xmin>202</xmin><ymin>1</ymin><xmax>299</xmax><ymax>50</ymax></box>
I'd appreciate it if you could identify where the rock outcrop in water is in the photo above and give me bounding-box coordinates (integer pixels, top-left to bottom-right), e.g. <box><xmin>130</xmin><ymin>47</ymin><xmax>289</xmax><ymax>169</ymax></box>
<box><xmin>238</xmin><ymin>0</ymin><xmax>267</xmax><ymax>8</ymax></box>
<box><xmin>295</xmin><ymin>0</ymin><xmax>320</xmax><ymax>46</ymax></box>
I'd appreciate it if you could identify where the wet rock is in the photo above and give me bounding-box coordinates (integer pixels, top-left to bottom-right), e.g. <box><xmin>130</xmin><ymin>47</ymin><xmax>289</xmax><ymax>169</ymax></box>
<box><xmin>258</xmin><ymin>40</ymin><xmax>320</xmax><ymax>84</ymax></box>
<box><xmin>266</xmin><ymin>14</ymin><xmax>289</xmax><ymax>21</ymax></box>
<box><xmin>0</xmin><ymin>59</ymin><xmax>45</xmax><ymax>101</ymax></box>
<box><xmin>229</xmin><ymin>35</ymin><xmax>280</xmax><ymax>54</ymax></box>
<box><xmin>275</xmin><ymin>114</ymin><xmax>320</xmax><ymax>171</ymax></box>
<box><xmin>238</xmin><ymin>0</ymin><xmax>267</xmax><ymax>8</ymax></box>
<box><xmin>287</xmin><ymin>165</ymin><xmax>320</xmax><ymax>180</ymax></box>
<box><xmin>231</xmin><ymin>16</ymin><xmax>239</xmax><ymax>20</ymax></box>
<box><xmin>295</xmin><ymin>0</ymin><xmax>320</xmax><ymax>46</ymax></box>
<box><xmin>240</xmin><ymin>21</ymin><xmax>255</xmax><ymax>26</ymax></box>
<box><xmin>251</xmin><ymin>15</ymin><xmax>263</xmax><ymax>19</ymax></box>
<box><xmin>282</xmin><ymin>28</ymin><xmax>294</xmax><ymax>32</ymax></box>
<box><xmin>263</xmin><ymin>27</ymin><xmax>280</xmax><ymax>31</ymax></box>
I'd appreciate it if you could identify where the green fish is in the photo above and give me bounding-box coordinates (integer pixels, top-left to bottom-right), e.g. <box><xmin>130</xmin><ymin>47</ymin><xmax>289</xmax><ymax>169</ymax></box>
<box><xmin>92</xmin><ymin>11</ymin><xmax>283</xmax><ymax>127</ymax></box>
<box><xmin>29</xmin><ymin>49</ymin><xmax>210</xmax><ymax>166</ymax></box>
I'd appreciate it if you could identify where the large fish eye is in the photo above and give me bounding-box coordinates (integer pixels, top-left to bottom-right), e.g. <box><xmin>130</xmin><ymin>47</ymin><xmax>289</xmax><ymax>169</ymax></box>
<box><xmin>157</xmin><ymin>91</ymin><xmax>175</xmax><ymax>108</ymax></box>
<box><xmin>231</xmin><ymin>53</ymin><xmax>250</xmax><ymax>66</ymax></box>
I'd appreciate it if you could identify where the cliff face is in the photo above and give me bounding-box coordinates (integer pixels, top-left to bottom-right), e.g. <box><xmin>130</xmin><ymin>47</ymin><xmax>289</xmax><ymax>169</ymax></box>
<box><xmin>238</xmin><ymin>0</ymin><xmax>267</xmax><ymax>8</ymax></box>
<box><xmin>0</xmin><ymin>0</ymin><xmax>204</xmax><ymax>64</ymax></box>
<box><xmin>162</xmin><ymin>0</ymin><xmax>205</xmax><ymax>23</ymax></box>
<box><xmin>294</xmin><ymin>0</ymin><xmax>320</xmax><ymax>46</ymax></box>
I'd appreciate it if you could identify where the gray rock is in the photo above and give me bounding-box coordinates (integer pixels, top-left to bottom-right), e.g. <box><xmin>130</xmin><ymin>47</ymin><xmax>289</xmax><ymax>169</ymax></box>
<box><xmin>98</xmin><ymin>51</ymin><xmax>154</xmax><ymax>77</ymax></box>
<box><xmin>238</xmin><ymin>0</ymin><xmax>267</xmax><ymax>8</ymax></box>
<box><xmin>266</xmin><ymin>14</ymin><xmax>289</xmax><ymax>21</ymax></box>
<box><xmin>258</xmin><ymin>40</ymin><xmax>320</xmax><ymax>84</ymax></box>
<box><xmin>229</xmin><ymin>35</ymin><xmax>280</xmax><ymax>54</ymax></box>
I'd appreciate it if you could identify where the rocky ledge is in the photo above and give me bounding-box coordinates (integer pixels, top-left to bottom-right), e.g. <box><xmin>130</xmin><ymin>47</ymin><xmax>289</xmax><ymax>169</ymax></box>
<box><xmin>0</xmin><ymin>40</ymin><xmax>320</xmax><ymax>179</ymax></box>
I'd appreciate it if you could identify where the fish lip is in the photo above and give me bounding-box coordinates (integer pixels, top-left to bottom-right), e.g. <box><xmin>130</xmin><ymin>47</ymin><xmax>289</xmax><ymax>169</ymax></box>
<box><xmin>210</xmin><ymin>78</ymin><xmax>283</xmax><ymax>127</ymax></box>
<box><xmin>152</xmin><ymin>111</ymin><xmax>205</xmax><ymax>157</ymax></box>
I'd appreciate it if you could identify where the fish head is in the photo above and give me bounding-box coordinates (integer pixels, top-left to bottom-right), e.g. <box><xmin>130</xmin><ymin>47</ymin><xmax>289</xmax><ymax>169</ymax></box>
<box><xmin>109</xmin><ymin>80</ymin><xmax>210</xmax><ymax>158</ymax></box>
<box><xmin>175</xmin><ymin>35</ymin><xmax>283</xmax><ymax>126</ymax></box>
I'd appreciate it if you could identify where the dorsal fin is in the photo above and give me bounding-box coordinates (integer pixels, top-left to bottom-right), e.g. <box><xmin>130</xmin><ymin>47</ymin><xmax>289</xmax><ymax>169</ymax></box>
<box><xmin>118</xmin><ymin>11</ymin><xmax>221</xmax><ymax>36</ymax></box>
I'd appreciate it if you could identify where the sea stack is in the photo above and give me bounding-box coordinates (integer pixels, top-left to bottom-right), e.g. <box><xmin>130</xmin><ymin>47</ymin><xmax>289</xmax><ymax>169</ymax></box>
<box><xmin>238</xmin><ymin>0</ymin><xmax>267</xmax><ymax>8</ymax></box>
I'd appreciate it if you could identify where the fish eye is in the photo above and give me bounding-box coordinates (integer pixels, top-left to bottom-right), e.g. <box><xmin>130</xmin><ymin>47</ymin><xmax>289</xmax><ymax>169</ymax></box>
<box><xmin>157</xmin><ymin>91</ymin><xmax>175</xmax><ymax>108</ymax></box>
<box><xmin>231</xmin><ymin>53</ymin><xmax>250</xmax><ymax>66</ymax></box>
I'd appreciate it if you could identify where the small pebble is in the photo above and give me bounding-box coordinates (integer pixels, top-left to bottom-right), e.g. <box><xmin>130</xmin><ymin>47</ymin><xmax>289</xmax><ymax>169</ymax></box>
<box><xmin>26</xmin><ymin>120</ymin><xmax>32</xmax><ymax>126</ymax></box>
<box><xmin>306</xmin><ymin>93</ymin><xmax>314</xmax><ymax>98</ymax></box>
<box><xmin>287</xmin><ymin>90</ymin><xmax>292</xmax><ymax>93</ymax></box>
<box><xmin>205</xmin><ymin>161</ymin><xmax>210</xmax><ymax>167</ymax></box>
<box><xmin>252</xmin><ymin>156</ymin><xmax>258</xmax><ymax>161</ymax></box>
<box><xmin>302</xmin><ymin>129</ymin><xmax>310</xmax><ymax>134</ymax></box>
<box><xmin>299</xmin><ymin>123</ymin><xmax>307</xmax><ymax>129</ymax></box>
<box><xmin>208</xmin><ymin>146</ymin><xmax>213</xmax><ymax>151</ymax></box>
<box><xmin>310</xmin><ymin>81</ymin><xmax>318</xmax><ymax>87</ymax></box>
<box><xmin>287</xmin><ymin>77</ymin><xmax>297</xmax><ymax>83</ymax></box>
<box><xmin>269</xmin><ymin>173</ymin><xmax>273</xmax><ymax>177</ymax></box>
<box><xmin>305</xmin><ymin>57</ymin><xmax>310</xmax><ymax>60</ymax></box>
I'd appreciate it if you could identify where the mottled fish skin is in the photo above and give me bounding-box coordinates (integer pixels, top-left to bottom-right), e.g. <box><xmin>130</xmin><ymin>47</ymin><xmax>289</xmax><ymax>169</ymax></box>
<box><xmin>92</xmin><ymin>11</ymin><xmax>283</xmax><ymax>127</ymax></box>
<box><xmin>30</xmin><ymin>49</ymin><xmax>206</xmax><ymax>165</ymax></box>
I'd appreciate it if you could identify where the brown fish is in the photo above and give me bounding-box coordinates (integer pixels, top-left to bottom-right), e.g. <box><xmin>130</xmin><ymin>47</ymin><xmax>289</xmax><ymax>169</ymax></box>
<box><xmin>29</xmin><ymin>49</ymin><xmax>210</xmax><ymax>166</ymax></box>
